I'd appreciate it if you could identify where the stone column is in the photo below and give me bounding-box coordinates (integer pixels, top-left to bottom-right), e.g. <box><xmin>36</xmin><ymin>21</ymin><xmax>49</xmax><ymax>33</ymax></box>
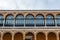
<box><xmin>54</xmin><ymin>15</ymin><xmax>57</xmax><ymax>27</ymax></box>
<box><xmin>23</xmin><ymin>32</ymin><xmax>25</xmax><ymax>40</ymax></box>
<box><xmin>57</xmin><ymin>32</ymin><xmax>59</xmax><ymax>40</ymax></box>
<box><xmin>45</xmin><ymin>15</ymin><xmax>46</xmax><ymax>28</ymax></box>
<box><xmin>46</xmin><ymin>32</ymin><xmax>48</xmax><ymax>40</ymax></box>
<box><xmin>1</xmin><ymin>32</ymin><xmax>3</xmax><ymax>40</ymax></box>
<box><xmin>34</xmin><ymin>32</ymin><xmax>36</xmax><ymax>40</ymax></box>
<box><xmin>24</xmin><ymin>18</ymin><xmax>25</xmax><ymax>28</ymax></box>
<box><xmin>34</xmin><ymin>17</ymin><xmax>36</xmax><ymax>28</ymax></box>
<box><xmin>12</xmin><ymin>32</ymin><xmax>14</xmax><ymax>40</ymax></box>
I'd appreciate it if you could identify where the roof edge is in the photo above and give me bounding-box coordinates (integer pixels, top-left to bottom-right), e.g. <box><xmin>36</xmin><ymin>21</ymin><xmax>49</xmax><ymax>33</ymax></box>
<box><xmin>0</xmin><ymin>10</ymin><xmax>60</xmax><ymax>11</ymax></box>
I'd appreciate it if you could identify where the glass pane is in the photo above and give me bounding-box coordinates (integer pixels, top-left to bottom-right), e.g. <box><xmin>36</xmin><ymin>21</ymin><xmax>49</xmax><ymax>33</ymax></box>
<box><xmin>5</xmin><ymin>15</ymin><xmax>14</xmax><ymax>26</ymax></box>
<box><xmin>15</xmin><ymin>15</ymin><xmax>24</xmax><ymax>26</ymax></box>
<box><xmin>56</xmin><ymin>15</ymin><xmax>60</xmax><ymax>26</ymax></box>
<box><xmin>26</xmin><ymin>15</ymin><xmax>34</xmax><ymax>26</ymax></box>
<box><xmin>0</xmin><ymin>15</ymin><xmax>4</xmax><ymax>26</ymax></box>
<box><xmin>46</xmin><ymin>15</ymin><xmax>55</xmax><ymax>26</ymax></box>
<box><xmin>36</xmin><ymin>15</ymin><xmax>45</xmax><ymax>26</ymax></box>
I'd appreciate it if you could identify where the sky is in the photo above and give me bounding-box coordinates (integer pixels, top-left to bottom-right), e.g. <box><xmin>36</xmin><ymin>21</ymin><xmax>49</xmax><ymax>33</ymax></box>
<box><xmin>0</xmin><ymin>0</ymin><xmax>60</xmax><ymax>10</ymax></box>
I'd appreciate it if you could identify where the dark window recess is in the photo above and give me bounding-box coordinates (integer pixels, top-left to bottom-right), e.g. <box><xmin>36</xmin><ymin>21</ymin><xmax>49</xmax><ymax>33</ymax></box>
<box><xmin>46</xmin><ymin>15</ymin><xmax>55</xmax><ymax>26</ymax></box>
<box><xmin>25</xmin><ymin>15</ymin><xmax>34</xmax><ymax>26</ymax></box>
<box><xmin>15</xmin><ymin>15</ymin><xmax>24</xmax><ymax>26</ymax></box>
<box><xmin>4</xmin><ymin>15</ymin><xmax>14</xmax><ymax>27</ymax></box>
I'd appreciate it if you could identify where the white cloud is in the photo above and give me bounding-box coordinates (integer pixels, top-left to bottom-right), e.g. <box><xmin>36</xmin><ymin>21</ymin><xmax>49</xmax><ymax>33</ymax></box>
<box><xmin>0</xmin><ymin>0</ymin><xmax>60</xmax><ymax>10</ymax></box>
<box><xmin>0</xmin><ymin>0</ymin><xmax>16</xmax><ymax>10</ymax></box>
<box><xmin>15</xmin><ymin>0</ymin><xmax>36</xmax><ymax>10</ymax></box>
<box><xmin>47</xmin><ymin>0</ymin><xmax>60</xmax><ymax>9</ymax></box>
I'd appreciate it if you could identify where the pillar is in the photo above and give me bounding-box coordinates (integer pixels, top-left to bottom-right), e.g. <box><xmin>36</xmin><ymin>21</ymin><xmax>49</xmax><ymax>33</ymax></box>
<box><xmin>34</xmin><ymin>32</ymin><xmax>36</xmax><ymax>40</ymax></box>
<box><xmin>1</xmin><ymin>32</ymin><xmax>3</xmax><ymax>40</ymax></box>
<box><xmin>57</xmin><ymin>32</ymin><xmax>59</xmax><ymax>40</ymax></box>
<box><xmin>12</xmin><ymin>32</ymin><xmax>14</xmax><ymax>40</ymax></box>
<box><xmin>46</xmin><ymin>32</ymin><xmax>48</xmax><ymax>40</ymax></box>
<box><xmin>23</xmin><ymin>32</ymin><xmax>25</xmax><ymax>40</ymax></box>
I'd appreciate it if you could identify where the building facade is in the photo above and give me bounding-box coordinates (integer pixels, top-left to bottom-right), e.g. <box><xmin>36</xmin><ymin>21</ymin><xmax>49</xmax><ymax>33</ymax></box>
<box><xmin>0</xmin><ymin>10</ymin><xmax>60</xmax><ymax>40</ymax></box>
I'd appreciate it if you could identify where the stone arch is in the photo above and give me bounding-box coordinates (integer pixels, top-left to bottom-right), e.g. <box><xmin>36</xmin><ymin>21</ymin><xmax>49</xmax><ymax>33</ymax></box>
<box><xmin>5</xmin><ymin>14</ymin><xmax>14</xmax><ymax>19</ymax></box>
<box><xmin>15</xmin><ymin>14</ymin><xmax>24</xmax><ymax>19</ymax></box>
<box><xmin>14</xmin><ymin>32</ymin><xmax>23</xmax><ymax>40</ymax></box>
<box><xmin>56</xmin><ymin>13</ymin><xmax>60</xmax><ymax>16</ymax></box>
<box><xmin>3</xmin><ymin>32</ymin><xmax>12</xmax><ymax>40</ymax></box>
<box><xmin>26</xmin><ymin>14</ymin><xmax>34</xmax><ymax>18</ymax></box>
<box><xmin>25</xmin><ymin>32</ymin><xmax>34</xmax><ymax>40</ymax></box>
<box><xmin>0</xmin><ymin>14</ymin><xmax>4</xmax><ymax>16</ymax></box>
<box><xmin>36</xmin><ymin>14</ymin><xmax>44</xmax><ymax>18</ymax></box>
<box><xmin>46</xmin><ymin>13</ymin><xmax>54</xmax><ymax>17</ymax></box>
<box><xmin>48</xmin><ymin>32</ymin><xmax>57</xmax><ymax>40</ymax></box>
<box><xmin>46</xmin><ymin>14</ymin><xmax>55</xmax><ymax>20</ymax></box>
<box><xmin>36</xmin><ymin>32</ymin><xmax>46</xmax><ymax>40</ymax></box>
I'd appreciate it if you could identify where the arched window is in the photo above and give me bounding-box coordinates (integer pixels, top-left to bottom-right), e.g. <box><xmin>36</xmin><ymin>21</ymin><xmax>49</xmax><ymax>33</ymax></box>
<box><xmin>46</xmin><ymin>15</ymin><xmax>55</xmax><ymax>26</ymax></box>
<box><xmin>0</xmin><ymin>15</ymin><xmax>4</xmax><ymax>26</ymax></box>
<box><xmin>3</xmin><ymin>32</ymin><xmax>12</xmax><ymax>40</ymax></box>
<box><xmin>26</xmin><ymin>15</ymin><xmax>34</xmax><ymax>26</ymax></box>
<box><xmin>56</xmin><ymin>15</ymin><xmax>60</xmax><ymax>26</ymax></box>
<box><xmin>14</xmin><ymin>32</ymin><xmax>23</xmax><ymax>40</ymax></box>
<box><xmin>4</xmin><ymin>15</ymin><xmax>14</xmax><ymax>26</ymax></box>
<box><xmin>36</xmin><ymin>15</ymin><xmax>45</xmax><ymax>26</ymax></box>
<box><xmin>25</xmin><ymin>32</ymin><xmax>34</xmax><ymax>40</ymax></box>
<box><xmin>15</xmin><ymin>15</ymin><xmax>24</xmax><ymax>26</ymax></box>
<box><xmin>48</xmin><ymin>32</ymin><xmax>57</xmax><ymax>40</ymax></box>
<box><xmin>36</xmin><ymin>32</ymin><xmax>46</xmax><ymax>40</ymax></box>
